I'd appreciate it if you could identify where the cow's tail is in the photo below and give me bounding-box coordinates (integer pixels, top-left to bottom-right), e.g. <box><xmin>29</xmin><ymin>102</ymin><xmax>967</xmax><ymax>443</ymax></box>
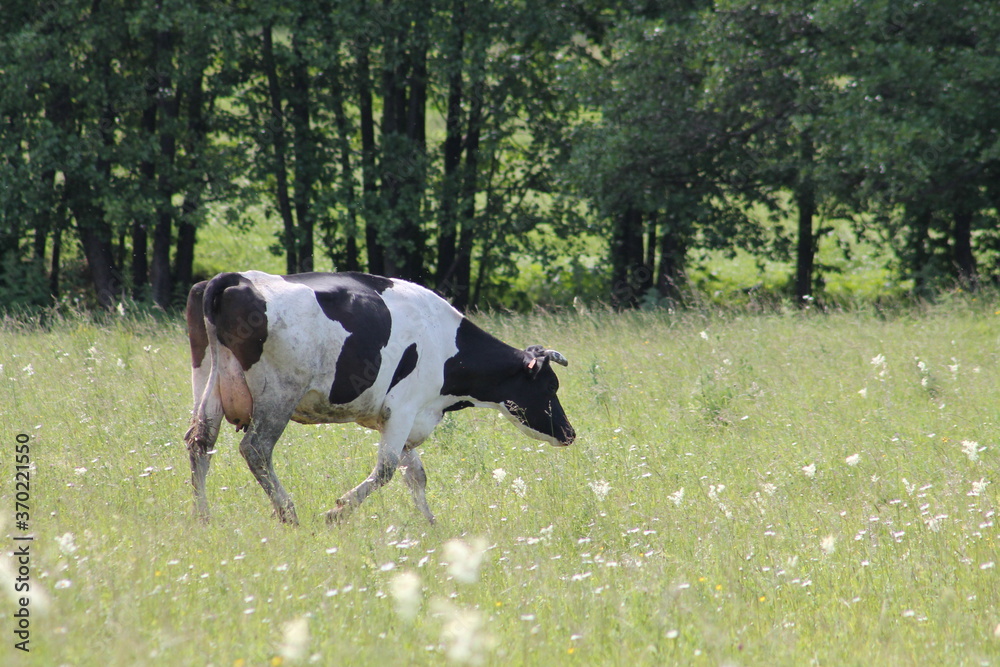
<box><xmin>184</xmin><ymin>273</ymin><xmax>254</xmax><ymax>453</ymax></box>
<box><xmin>184</xmin><ymin>280</ymin><xmax>224</xmax><ymax>454</ymax></box>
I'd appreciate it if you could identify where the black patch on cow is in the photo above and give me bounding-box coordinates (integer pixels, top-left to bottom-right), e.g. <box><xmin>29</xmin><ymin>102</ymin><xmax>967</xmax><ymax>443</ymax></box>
<box><xmin>204</xmin><ymin>273</ymin><xmax>268</xmax><ymax>371</ymax></box>
<box><xmin>389</xmin><ymin>343</ymin><xmax>418</xmax><ymax>392</ymax></box>
<box><xmin>442</xmin><ymin>317</ymin><xmax>576</xmax><ymax>445</ymax></box>
<box><xmin>441</xmin><ymin>318</ymin><xmax>521</xmax><ymax>402</ymax></box>
<box><xmin>443</xmin><ymin>401</ymin><xmax>474</xmax><ymax>413</ymax></box>
<box><xmin>283</xmin><ymin>272</ymin><xmax>393</xmax><ymax>404</ymax></box>
<box><xmin>185</xmin><ymin>280</ymin><xmax>209</xmax><ymax>369</ymax></box>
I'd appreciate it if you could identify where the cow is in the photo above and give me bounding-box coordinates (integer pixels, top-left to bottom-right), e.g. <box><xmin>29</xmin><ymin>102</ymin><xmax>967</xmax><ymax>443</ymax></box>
<box><xmin>183</xmin><ymin>270</ymin><xmax>575</xmax><ymax>525</ymax></box>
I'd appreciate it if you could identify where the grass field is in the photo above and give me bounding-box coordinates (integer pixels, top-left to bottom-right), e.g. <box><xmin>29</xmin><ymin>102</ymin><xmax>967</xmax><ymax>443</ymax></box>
<box><xmin>2</xmin><ymin>298</ymin><xmax>999</xmax><ymax>665</ymax></box>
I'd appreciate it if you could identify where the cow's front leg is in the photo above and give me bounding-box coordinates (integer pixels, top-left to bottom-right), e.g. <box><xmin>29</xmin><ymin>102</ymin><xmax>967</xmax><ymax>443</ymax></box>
<box><xmin>400</xmin><ymin>446</ymin><xmax>435</xmax><ymax>524</ymax></box>
<box><xmin>327</xmin><ymin>418</ymin><xmax>412</xmax><ymax>525</ymax></box>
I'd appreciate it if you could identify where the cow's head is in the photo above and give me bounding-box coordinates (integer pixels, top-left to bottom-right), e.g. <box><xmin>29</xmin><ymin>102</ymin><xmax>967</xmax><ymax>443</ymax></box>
<box><xmin>499</xmin><ymin>345</ymin><xmax>575</xmax><ymax>447</ymax></box>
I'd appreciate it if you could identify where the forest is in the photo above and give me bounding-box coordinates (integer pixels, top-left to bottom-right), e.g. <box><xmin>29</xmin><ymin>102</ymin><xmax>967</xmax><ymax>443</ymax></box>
<box><xmin>2</xmin><ymin>0</ymin><xmax>998</xmax><ymax>311</ymax></box>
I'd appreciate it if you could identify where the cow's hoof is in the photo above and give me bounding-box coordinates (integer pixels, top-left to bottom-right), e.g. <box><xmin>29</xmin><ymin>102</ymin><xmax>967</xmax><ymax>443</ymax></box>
<box><xmin>325</xmin><ymin>500</ymin><xmax>351</xmax><ymax>526</ymax></box>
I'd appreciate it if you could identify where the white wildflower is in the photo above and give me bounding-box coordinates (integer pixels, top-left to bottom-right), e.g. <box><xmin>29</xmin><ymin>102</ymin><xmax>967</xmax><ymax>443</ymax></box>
<box><xmin>442</xmin><ymin>537</ymin><xmax>488</xmax><ymax>584</ymax></box>
<box><xmin>846</xmin><ymin>453</ymin><xmax>860</xmax><ymax>466</ymax></box>
<box><xmin>668</xmin><ymin>487</ymin><xmax>685</xmax><ymax>506</ymax></box>
<box><xmin>492</xmin><ymin>468</ymin><xmax>507</xmax><ymax>484</ymax></box>
<box><xmin>961</xmin><ymin>440</ymin><xmax>982</xmax><ymax>463</ymax></box>
<box><xmin>390</xmin><ymin>571</ymin><xmax>422</xmax><ymax>621</ymax></box>
<box><xmin>511</xmin><ymin>477</ymin><xmax>527</xmax><ymax>498</ymax></box>
<box><xmin>699</xmin><ymin>331</ymin><xmax>709</xmax><ymax>340</ymax></box>
<box><xmin>22</xmin><ymin>364</ymin><xmax>34</xmax><ymax>376</ymax></box>
<box><xmin>871</xmin><ymin>353</ymin><xmax>888</xmax><ymax>379</ymax></box>
<box><xmin>969</xmin><ymin>478</ymin><xmax>990</xmax><ymax>497</ymax></box>
<box><xmin>588</xmin><ymin>479</ymin><xmax>611</xmax><ymax>501</ymax></box>
<box><xmin>761</xmin><ymin>482</ymin><xmax>777</xmax><ymax>496</ymax></box>
<box><xmin>707</xmin><ymin>485</ymin><xmax>732</xmax><ymax>519</ymax></box>
<box><xmin>54</xmin><ymin>579</ymin><xmax>72</xmax><ymax>590</ymax></box>
<box><xmin>802</xmin><ymin>463</ymin><xmax>816</xmax><ymax>478</ymax></box>
<box><xmin>54</xmin><ymin>533</ymin><xmax>77</xmax><ymax>555</ymax></box>
<box><xmin>278</xmin><ymin>616</ymin><xmax>310</xmax><ymax>662</ymax></box>
<box><xmin>902</xmin><ymin>478</ymin><xmax>916</xmax><ymax>495</ymax></box>
<box><xmin>820</xmin><ymin>535</ymin><xmax>836</xmax><ymax>555</ymax></box>
<box><xmin>433</xmin><ymin>600</ymin><xmax>495</xmax><ymax>666</ymax></box>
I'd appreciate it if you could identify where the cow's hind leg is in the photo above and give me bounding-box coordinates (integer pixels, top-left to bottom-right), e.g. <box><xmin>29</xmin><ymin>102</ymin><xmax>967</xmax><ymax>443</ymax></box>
<box><xmin>239</xmin><ymin>408</ymin><xmax>299</xmax><ymax>524</ymax></box>
<box><xmin>185</xmin><ymin>373</ymin><xmax>223</xmax><ymax>522</ymax></box>
<box><xmin>186</xmin><ymin>431</ymin><xmax>216</xmax><ymax>521</ymax></box>
<box><xmin>184</xmin><ymin>280</ymin><xmax>220</xmax><ymax>522</ymax></box>
<box><xmin>400</xmin><ymin>446</ymin><xmax>435</xmax><ymax>524</ymax></box>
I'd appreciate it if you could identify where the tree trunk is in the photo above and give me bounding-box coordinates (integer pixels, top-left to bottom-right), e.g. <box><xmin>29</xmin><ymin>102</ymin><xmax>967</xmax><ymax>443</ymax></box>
<box><xmin>151</xmin><ymin>24</ymin><xmax>178</xmax><ymax>307</ymax></box>
<box><xmin>76</xmin><ymin>82</ymin><xmax>122</xmax><ymax>308</ymax></box>
<box><xmin>72</xmin><ymin>137</ymin><xmax>121</xmax><ymax>308</ymax></box>
<box><xmin>356</xmin><ymin>38</ymin><xmax>382</xmax><ymax>275</ymax></box>
<box><xmin>262</xmin><ymin>24</ymin><xmax>297</xmax><ymax>275</ymax></box>
<box><xmin>794</xmin><ymin>133</ymin><xmax>816</xmax><ymax>305</ymax></box>
<box><xmin>610</xmin><ymin>206</ymin><xmax>645</xmax><ymax>309</ymax></box>
<box><xmin>402</xmin><ymin>21</ymin><xmax>428</xmax><ymax>283</ymax></box>
<box><xmin>379</xmin><ymin>28</ymin><xmax>406</xmax><ymax>279</ymax></box>
<box><xmin>378</xmin><ymin>12</ymin><xmax>429</xmax><ymax>283</ymax></box>
<box><xmin>452</xmin><ymin>28</ymin><xmax>487</xmax><ymax>311</ymax></box>
<box><xmin>954</xmin><ymin>205</ymin><xmax>977</xmax><ymax>290</ymax></box>
<box><xmin>290</xmin><ymin>29</ymin><xmax>314</xmax><ymax>273</ymax></box>
<box><xmin>49</xmin><ymin>199</ymin><xmax>64</xmax><ymax>300</ymax></box>
<box><xmin>656</xmin><ymin>214</ymin><xmax>687</xmax><ymax>304</ymax></box>
<box><xmin>174</xmin><ymin>62</ymin><xmax>208</xmax><ymax>293</ymax></box>
<box><xmin>436</xmin><ymin>0</ymin><xmax>465</xmax><ymax>299</ymax></box>
<box><xmin>135</xmin><ymin>83</ymin><xmax>156</xmax><ymax>300</ymax></box>
<box><xmin>330</xmin><ymin>57</ymin><xmax>361</xmax><ymax>271</ymax></box>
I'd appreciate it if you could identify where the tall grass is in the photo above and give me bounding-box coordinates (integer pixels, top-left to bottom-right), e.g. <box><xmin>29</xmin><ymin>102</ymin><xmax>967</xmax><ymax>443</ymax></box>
<box><xmin>1</xmin><ymin>299</ymin><xmax>998</xmax><ymax>665</ymax></box>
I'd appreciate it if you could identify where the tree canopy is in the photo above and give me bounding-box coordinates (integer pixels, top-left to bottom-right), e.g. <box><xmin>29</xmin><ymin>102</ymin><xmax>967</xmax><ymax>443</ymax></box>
<box><xmin>2</xmin><ymin>0</ymin><xmax>998</xmax><ymax>311</ymax></box>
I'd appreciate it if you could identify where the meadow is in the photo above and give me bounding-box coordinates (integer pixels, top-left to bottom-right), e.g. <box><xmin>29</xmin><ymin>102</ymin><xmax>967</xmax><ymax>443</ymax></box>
<box><xmin>1</xmin><ymin>297</ymin><xmax>999</xmax><ymax>666</ymax></box>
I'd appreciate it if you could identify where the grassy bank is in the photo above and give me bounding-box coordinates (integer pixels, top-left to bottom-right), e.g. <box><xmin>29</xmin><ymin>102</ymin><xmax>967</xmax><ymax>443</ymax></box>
<box><xmin>1</xmin><ymin>299</ymin><xmax>999</xmax><ymax>665</ymax></box>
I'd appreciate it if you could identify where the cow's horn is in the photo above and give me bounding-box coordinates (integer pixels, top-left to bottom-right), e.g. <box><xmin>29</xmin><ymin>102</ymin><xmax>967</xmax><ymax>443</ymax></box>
<box><xmin>545</xmin><ymin>350</ymin><xmax>568</xmax><ymax>366</ymax></box>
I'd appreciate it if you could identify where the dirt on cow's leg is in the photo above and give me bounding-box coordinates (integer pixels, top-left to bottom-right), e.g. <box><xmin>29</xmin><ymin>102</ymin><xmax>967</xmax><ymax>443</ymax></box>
<box><xmin>400</xmin><ymin>446</ymin><xmax>435</xmax><ymax>524</ymax></box>
<box><xmin>238</xmin><ymin>415</ymin><xmax>298</xmax><ymax>524</ymax></box>
<box><xmin>185</xmin><ymin>418</ymin><xmax>218</xmax><ymax>522</ymax></box>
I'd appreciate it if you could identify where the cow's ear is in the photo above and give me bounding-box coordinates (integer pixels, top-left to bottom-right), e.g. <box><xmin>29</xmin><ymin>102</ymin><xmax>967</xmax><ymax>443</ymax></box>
<box><xmin>524</xmin><ymin>353</ymin><xmax>545</xmax><ymax>379</ymax></box>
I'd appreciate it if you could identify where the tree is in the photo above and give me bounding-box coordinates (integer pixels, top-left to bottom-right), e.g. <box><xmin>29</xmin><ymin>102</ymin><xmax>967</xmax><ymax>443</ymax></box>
<box><xmin>821</xmin><ymin>0</ymin><xmax>1000</xmax><ymax>292</ymax></box>
<box><xmin>568</xmin><ymin>9</ymin><xmax>765</xmax><ymax>307</ymax></box>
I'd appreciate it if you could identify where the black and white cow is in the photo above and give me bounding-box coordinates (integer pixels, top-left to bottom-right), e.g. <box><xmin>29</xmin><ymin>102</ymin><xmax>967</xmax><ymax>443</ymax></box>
<box><xmin>183</xmin><ymin>270</ymin><xmax>575</xmax><ymax>525</ymax></box>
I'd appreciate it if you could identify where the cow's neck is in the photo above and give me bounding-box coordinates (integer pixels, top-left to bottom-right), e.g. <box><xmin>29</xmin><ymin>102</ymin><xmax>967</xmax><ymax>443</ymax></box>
<box><xmin>440</xmin><ymin>318</ymin><xmax>523</xmax><ymax>400</ymax></box>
